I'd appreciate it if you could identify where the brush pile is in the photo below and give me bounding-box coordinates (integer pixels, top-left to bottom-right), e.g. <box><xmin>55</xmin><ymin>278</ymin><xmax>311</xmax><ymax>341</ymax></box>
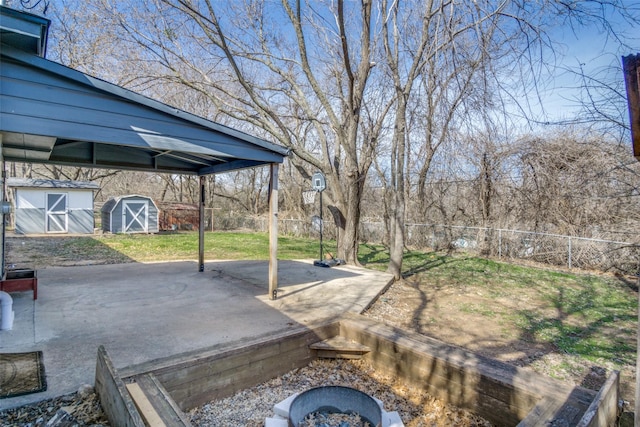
<box><xmin>0</xmin><ymin>386</ymin><xmax>108</xmax><ymax>427</ymax></box>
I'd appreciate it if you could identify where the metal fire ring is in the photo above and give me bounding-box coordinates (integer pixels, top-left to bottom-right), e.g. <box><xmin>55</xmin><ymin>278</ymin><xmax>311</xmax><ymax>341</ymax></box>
<box><xmin>287</xmin><ymin>385</ymin><xmax>382</xmax><ymax>427</ymax></box>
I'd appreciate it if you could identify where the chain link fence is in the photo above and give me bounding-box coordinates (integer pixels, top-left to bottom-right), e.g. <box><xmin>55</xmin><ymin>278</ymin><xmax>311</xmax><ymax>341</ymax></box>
<box><xmin>404</xmin><ymin>224</ymin><xmax>640</xmax><ymax>275</ymax></box>
<box><xmin>211</xmin><ymin>215</ymin><xmax>640</xmax><ymax>275</ymax></box>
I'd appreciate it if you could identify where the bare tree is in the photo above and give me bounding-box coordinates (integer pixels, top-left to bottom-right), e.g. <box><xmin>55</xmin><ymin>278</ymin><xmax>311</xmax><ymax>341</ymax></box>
<box><xmin>86</xmin><ymin>0</ymin><xmax>384</xmax><ymax>263</ymax></box>
<box><xmin>378</xmin><ymin>0</ymin><xmax>531</xmax><ymax>278</ymax></box>
<box><xmin>546</xmin><ymin>61</ymin><xmax>636</xmax><ymax>143</ymax></box>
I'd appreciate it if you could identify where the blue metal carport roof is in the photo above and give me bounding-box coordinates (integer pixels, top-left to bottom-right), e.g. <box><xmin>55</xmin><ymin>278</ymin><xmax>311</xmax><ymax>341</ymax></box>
<box><xmin>0</xmin><ymin>16</ymin><xmax>288</xmax><ymax>174</ymax></box>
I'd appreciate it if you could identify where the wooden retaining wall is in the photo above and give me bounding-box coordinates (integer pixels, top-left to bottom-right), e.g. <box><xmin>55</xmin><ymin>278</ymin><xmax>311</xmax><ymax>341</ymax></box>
<box><xmin>337</xmin><ymin>314</ymin><xmax>611</xmax><ymax>426</ymax></box>
<box><xmin>341</xmin><ymin>316</ymin><xmax>530</xmax><ymax>424</ymax></box>
<box><xmin>118</xmin><ymin>319</ymin><xmax>339</xmax><ymax>410</ymax></box>
<box><xmin>576</xmin><ymin>371</ymin><xmax>620</xmax><ymax>427</ymax></box>
<box><xmin>96</xmin><ymin>314</ymin><xmax>619</xmax><ymax>426</ymax></box>
<box><xmin>94</xmin><ymin>346</ymin><xmax>145</xmax><ymax>427</ymax></box>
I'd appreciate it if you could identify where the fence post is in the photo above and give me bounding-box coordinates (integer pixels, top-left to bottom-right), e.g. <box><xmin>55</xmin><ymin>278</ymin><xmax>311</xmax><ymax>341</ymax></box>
<box><xmin>498</xmin><ymin>229</ymin><xmax>502</xmax><ymax>258</ymax></box>
<box><xmin>568</xmin><ymin>237</ymin><xmax>572</xmax><ymax>269</ymax></box>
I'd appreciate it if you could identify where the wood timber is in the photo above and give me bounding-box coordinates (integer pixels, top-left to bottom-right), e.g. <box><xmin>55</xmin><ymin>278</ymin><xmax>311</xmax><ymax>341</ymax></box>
<box><xmin>309</xmin><ymin>336</ymin><xmax>371</xmax><ymax>359</ymax></box>
<box><xmin>622</xmin><ymin>54</ymin><xmax>640</xmax><ymax>161</ymax></box>
<box><xmin>119</xmin><ymin>318</ymin><xmax>339</xmax><ymax>410</ymax></box>
<box><xmin>94</xmin><ymin>346</ymin><xmax>145</xmax><ymax>427</ymax></box>
<box><xmin>126</xmin><ymin>374</ymin><xmax>191</xmax><ymax>427</ymax></box>
<box><xmin>126</xmin><ymin>383</ymin><xmax>167</xmax><ymax>427</ymax></box>
<box><xmin>338</xmin><ymin>314</ymin><xmax>598</xmax><ymax>427</ymax></box>
<box><xmin>97</xmin><ymin>315</ymin><xmax>619</xmax><ymax>426</ymax></box>
<box><xmin>576</xmin><ymin>371</ymin><xmax>620</xmax><ymax>427</ymax></box>
<box><xmin>623</xmin><ymin>52</ymin><xmax>640</xmax><ymax>427</ymax></box>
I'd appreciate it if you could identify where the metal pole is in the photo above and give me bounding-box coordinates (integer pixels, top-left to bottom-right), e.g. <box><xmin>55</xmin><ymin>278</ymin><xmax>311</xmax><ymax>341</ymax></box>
<box><xmin>1</xmin><ymin>168</ymin><xmax>5</xmax><ymax>279</ymax></box>
<box><xmin>568</xmin><ymin>237</ymin><xmax>572</xmax><ymax>269</ymax></box>
<box><xmin>319</xmin><ymin>190</ymin><xmax>323</xmax><ymax>262</ymax></box>
<box><xmin>268</xmin><ymin>164</ymin><xmax>279</xmax><ymax>300</ymax></box>
<box><xmin>198</xmin><ymin>176</ymin><xmax>205</xmax><ymax>272</ymax></box>
<box><xmin>210</xmin><ymin>175</ymin><xmax>216</xmax><ymax>232</ymax></box>
<box><xmin>1</xmin><ymin>134</ymin><xmax>6</xmax><ymax>280</ymax></box>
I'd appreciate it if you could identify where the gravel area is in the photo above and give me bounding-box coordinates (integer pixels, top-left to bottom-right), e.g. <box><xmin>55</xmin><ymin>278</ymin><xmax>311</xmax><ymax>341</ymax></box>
<box><xmin>298</xmin><ymin>412</ymin><xmax>370</xmax><ymax>427</ymax></box>
<box><xmin>189</xmin><ymin>359</ymin><xmax>492</xmax><ymax>427</ymax></box>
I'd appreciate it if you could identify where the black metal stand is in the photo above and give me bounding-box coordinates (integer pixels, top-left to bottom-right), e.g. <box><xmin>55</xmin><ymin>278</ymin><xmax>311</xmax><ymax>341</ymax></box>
<box><xmin>313</xmin><ymin>190</ymin><xmax>331</xmax><ymax>267</ymax></box>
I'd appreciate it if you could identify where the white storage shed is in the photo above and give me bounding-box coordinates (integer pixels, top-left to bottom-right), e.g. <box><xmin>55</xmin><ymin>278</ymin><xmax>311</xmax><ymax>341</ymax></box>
<box><xmin>7</xmin><ymin>178</ymin><xmax>99</xmax><ymax>234</ymax></box>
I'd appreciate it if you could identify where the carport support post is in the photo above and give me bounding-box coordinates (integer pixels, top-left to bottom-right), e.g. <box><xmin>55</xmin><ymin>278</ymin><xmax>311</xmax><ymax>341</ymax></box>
<box><xmin>269</xmin><ymin>163</ymin><xmax>279</xmax><ymax>300</ymax></box>
<box><xmin>199</xmin><ymin>175</ymin><xmax>205</xmax><ymax>272</ymax></box>
<box><xmin>0</xmin><ymin>134</ymin><xmax>4</xmax><ymax>279</ymax></box>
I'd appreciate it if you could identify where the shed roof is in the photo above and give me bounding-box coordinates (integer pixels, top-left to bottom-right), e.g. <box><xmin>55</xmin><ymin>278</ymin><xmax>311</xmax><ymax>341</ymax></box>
<box><xmin>7</xmin><ymin>177</ymin><xmax>100</xmax><ymax>190</ymax></box>
<box><xmin>101</xmin><ymin>195</ymin><xmax>158</xmax><ymax>214</ymax></box>
<box><xmin>0</xmin><ymin>5</ymin><xmax>289</xmax><ymax>176</ymax></box>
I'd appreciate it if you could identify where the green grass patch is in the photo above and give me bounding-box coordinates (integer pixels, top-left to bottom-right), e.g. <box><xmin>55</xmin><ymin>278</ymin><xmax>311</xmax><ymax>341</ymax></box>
<box><xmin>91</xmin><ymin>231</ymin><xmax>338</xmax><ymax>262</ymax></box>
<box><xmin>459</xmin><ymin>302</ymin><xmax>498</xmax><ymax>318</ymax></box>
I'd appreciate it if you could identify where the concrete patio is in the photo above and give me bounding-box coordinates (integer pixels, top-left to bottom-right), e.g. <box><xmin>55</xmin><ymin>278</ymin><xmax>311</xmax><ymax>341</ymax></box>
<box><xmin>0</xmin><ymin>260</ymin><xmax>393</xmax><ymax>410</ymax></box>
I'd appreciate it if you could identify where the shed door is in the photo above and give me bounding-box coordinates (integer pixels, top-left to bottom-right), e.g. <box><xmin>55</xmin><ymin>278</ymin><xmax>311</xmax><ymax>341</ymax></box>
<box><xmin>122</xmin><ymin>200</ymin><xmax>148</xmax><ymax>233</ymax></box>
<box><xmin>46</xmin><ymin>193</ymin><xmax>68</xmax><ymax>233</ymax></box>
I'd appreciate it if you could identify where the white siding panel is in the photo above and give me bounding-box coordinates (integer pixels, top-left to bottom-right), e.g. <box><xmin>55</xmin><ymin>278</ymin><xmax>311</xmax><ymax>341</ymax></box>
<box><xmin>68</xmin><ymin>190</ymin><xmax>93</xmax><ymax>209</ymax></box>
<box><xmin>16</xmin><ymin>189</ymin><xmax>43</xmax><ymax>209</ymax></box>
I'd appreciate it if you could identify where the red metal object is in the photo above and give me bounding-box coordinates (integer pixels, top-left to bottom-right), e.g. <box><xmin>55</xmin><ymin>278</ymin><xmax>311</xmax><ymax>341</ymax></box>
<box><xmin>1</xmin><ymin>269</ymin><xmax>37</xmax><ymax>300</ymax></box>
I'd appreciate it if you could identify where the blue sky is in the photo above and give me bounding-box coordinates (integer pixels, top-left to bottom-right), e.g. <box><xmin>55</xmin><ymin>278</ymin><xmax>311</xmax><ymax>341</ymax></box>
<box><xmin>534</xmin><ymin>10</ymin><xmax>639</xmax><ymax>124</ymax></box>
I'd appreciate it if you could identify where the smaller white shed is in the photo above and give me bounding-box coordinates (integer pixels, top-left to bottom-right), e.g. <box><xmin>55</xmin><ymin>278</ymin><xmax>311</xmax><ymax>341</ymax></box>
<box><xmin>101</xmin><ymin>195</ymin><xmax>159</xmax><ymax>234</ymax></box>
<box><xmin>7</xmin><ymin>178</ymin><xmax>99</xmax><ymax>234</ymax></box>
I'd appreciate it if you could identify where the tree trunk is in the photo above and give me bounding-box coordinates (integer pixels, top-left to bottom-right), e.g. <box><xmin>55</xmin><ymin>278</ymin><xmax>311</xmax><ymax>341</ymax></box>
<box><xmin>387</xmin><ymin>102</ymin><xmax>408</xmax><ymax>280</ymax></box>
<box><xmin>388</xmin><ymin>197</ymin><xmax>405</xmax><ymax>279</ymax></box>
<box><xmin>337</xmin><ymin>171</ymin><xmax>365</xmax><ymax>265</ymax></box>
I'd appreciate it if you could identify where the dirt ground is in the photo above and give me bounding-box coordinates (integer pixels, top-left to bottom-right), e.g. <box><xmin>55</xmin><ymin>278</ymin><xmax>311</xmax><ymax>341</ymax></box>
<box><xmin>4</xmin><ymin>233</ymin><xmax>637</xmax><ymax>419</ymax></box>
<box><xmin>363</xmin><ymin>276</ymin><xmax>637</xmax><ymax>415</ymax></box>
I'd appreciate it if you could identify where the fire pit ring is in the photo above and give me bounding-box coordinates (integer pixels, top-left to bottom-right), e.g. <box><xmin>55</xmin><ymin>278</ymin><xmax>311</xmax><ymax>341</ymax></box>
<box><xmin>287</xmin><ymin>385</ymin><xmax>382</xmax><ymax>427</ymax></box>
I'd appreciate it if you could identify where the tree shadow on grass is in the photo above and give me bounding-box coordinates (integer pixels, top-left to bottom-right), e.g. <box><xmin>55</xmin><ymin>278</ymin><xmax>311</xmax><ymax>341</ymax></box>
<box><xmin>372</xmin><ymin>253</ymin><xmax>636</xmax><ymax>405</ymax></box>
<box><xmin>401</xmin><ymin>252</ymin><xmax>458</xmax><ymax>278</ymax></box>
<box><xmin>358</xmin><ymin>244</ymin><xmax>459</xmax><ymax>279</ymax></box>
<box><xmin>514</xmin><ymin>283</ymin><xmax>636</xmax><ymax>367</ymax></box>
